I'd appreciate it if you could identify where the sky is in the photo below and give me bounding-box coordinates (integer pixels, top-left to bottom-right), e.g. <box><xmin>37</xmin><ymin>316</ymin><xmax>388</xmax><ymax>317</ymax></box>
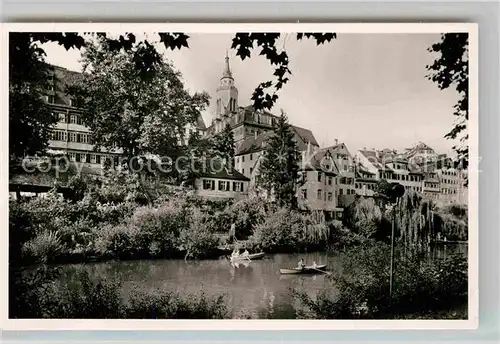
<box><xmin>41</xmin><ymin>33</ymin><xmax>460</xmax><ymax>155</ymax></box>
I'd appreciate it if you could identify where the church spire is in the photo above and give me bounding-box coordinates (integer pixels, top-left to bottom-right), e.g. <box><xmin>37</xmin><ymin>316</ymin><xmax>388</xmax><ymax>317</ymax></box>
<box><xmin>222</xmin><ymin>50</ymin><xmax>233</xmax><ymax>79</ymax></box>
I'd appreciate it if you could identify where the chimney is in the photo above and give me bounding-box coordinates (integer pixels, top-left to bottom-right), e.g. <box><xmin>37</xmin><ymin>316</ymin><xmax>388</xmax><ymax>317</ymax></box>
<box><xmin>254</xmin><ymin>131</ymin><xmax>257</xmax><ymax>139</ymax></box>
<box><xmin>334</xmin><ymin>139</ymin><xmax>338</xmax><ymax>146</ymax></box>
<box><xmin>363</xmin><ymin>147</ymin><xmax>366</xmax><ymax>150</ymax></box>
<box><xmin>307</xmin><ymin>141</ymin><xmax>312</xmax><ymax>160</ymax></box>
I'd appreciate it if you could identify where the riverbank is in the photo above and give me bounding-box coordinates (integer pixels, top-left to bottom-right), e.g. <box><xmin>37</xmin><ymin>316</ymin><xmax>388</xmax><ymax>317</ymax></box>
<box><xmin>10</xmin><ymin>245</ymin><xmax>468</xmax><ymax>320</ymax></box>
<box><xmin>10</xmin><ymin>190</ymin><xmax>335</xmax><ymax>267</ymax></box>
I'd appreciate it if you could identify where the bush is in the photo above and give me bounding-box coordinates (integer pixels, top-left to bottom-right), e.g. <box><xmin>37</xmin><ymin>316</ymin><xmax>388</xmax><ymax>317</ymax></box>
<box><xmin>22</xmin><ymin>231</ymin><xmax>63</xmax><ymax>264</ymax></box>
<box><xmin>250</xmin><ymin>207</ymin><xmax>329</xmax><ymax>252</ymax></box>
<box><xmin>93</xmin><ymin>224</ymin><xmax>144</xmax><ymax>259</ymax></box>
<box><xmin>295</xmin><ymin>242</ymin><xmax>468</xmax><ymax>319</ymax></box>
<box><xmin>127</xmin><ymin>287</ymin><xmax>228</xmax><ymax>319</ymax></box>
<box><xmin>129</xmin><ymin>203</ymin><xmax>186</xmax><ymax>257</ymax></box>
<box><xmin>10</xmin><ymin>266</ymin><xmax>229</xmax><ymax>319</ymax></box>
<box><xmin>179</xmin><ymin>209</ymin><xmax>221</xmax><ymax>259</ymax></box>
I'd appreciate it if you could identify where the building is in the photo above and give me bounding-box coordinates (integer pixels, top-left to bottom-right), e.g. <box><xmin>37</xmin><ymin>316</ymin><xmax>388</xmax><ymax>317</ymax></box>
<box><xmin>436</xmin><ymin>167</ymin><xmax>468</xmax><ymax>205</ymax></box>
<box><xmin>205</xmin><ymin>54</ymin><xmax>320</xmax><ymax>150</ymax></box>
<box><xmin>355</xmin><ymin>145</ymin><xmax>468</xmax><ymax>206</ymax></box>
<box><xmin>403</xmin><ymin>141</ymin><xmax>439</xmax><ymax>165</ymax></box>
<box><xmin>45</xmin><ymin>64</ymin><xmax>207</xmax><ymax>169</ymax></box>
<box><xmin>193</xmin><ymin>159</ymin><xmax>250</xmax><ymax>200</ymax></box>
<box><xmin>299</xmin><ymin>146</ymin><xmax>343</xmax><ymax>219</ymax></box>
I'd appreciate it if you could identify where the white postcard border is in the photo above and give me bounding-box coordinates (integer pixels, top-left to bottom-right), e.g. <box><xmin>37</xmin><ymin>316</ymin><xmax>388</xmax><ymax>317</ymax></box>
<box><xmin>0</xmin><ymin>22</ymin><xmax>479</xmax><ymax>331</ymax></box>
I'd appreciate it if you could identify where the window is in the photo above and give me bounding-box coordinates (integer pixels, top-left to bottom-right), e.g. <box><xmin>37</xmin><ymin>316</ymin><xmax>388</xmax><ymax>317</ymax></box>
<box><xmin>77</xmin><ymin>116</ymin><xmax>85</xmax><ymax>125</ymax></box>
<box><xmin>317</xmin><ymin>172</ymin><xmax>322</xmax><ymax>182</ymax></box>
<box><xmin>69</xmin><ymin>99</ymin><xmax>78</xmax><ymax>107</ymax></box>
<box><xmin>343</xmin><ymin>165</ymin><xmax>348</xmax><ymax>171</ymax></box>
<box><xmin>203</xmin><ymin>180</ymin><xmax>212</xmax><ymax>190</ymax></box>
<box><xmin>235</xmin><ymin>157</ymin><xmax>239</xmax><ymax>163</ymax></box>
<box><xmin>58</xmin><ymin>113</ymin><xmax>66</xmax><ymax>122</ymax></box>
<box><xmin>90</xmin><ymin>154</ymin><xmax>97</xmax><ymax>164</ymax></box>
<box><xmin>250</xmin><ymin>154</ymin><xmax>253</xmax><ymax>161</ymax></box>
<box><xmin>339</xmin><ymin>189</ymin><xmax>344</xmax><ymax>196</ymax></box>
<box><xmin>233</xmin><ymin>182</ymin><xmax>243</xmax><ymax>192</ymax></box>
<box><xmin>328</xmin><ymin>176</ymin><xmax>332</xmax><ymax>185</ymax></box>
<box><xmin>242</xmin><ymin>168</ymin><xmax>245</xmax><ymax>175</ymax></box>
<box><xmin>46</xmin><ymin>95</ymin><xmax>55</xmax><ymax>104</ymax></box>
<box><xmin>242</xmin><ymin>156</ymin><xmax>245</xmax><ymax>162</ymax></box>
<box><xmin>317</xmin><ymin>189</ymin><xmax>322</xmax><ymax>200</ymax></box>
<box><xmin>250</xmin><ymin>167</ymin><xmax>253</xmax><ymax>174</ymax></box>
<box><xmin>70</xmin><ymin>115</ymin><xmax>78</xmax><ymax>124</ymax></box>
<box><xmin>69</xmin><ymin>132</ymin><xmax>77</xmax><ymax>142</ymax></box>
<box><xmin>95</xmin><ymin>154</ymin><xmax>101</xmax><ymax>164</ymax></box>
<box><xmin>69</xmin><ymin>152</ymin><xmax>76</xmax><ymax>162</ymax></box>
<box><xmin>328</xmin><ymin>192</ymin><xmax>333</xmax><ymax>201</ymax></box>
<box><xmin>300</xmin><ymin>189</ymin><xmax>307</xmax><ymax>199</ymax></box>
<box><xmin>80</xmin><ymin>153</ymin><xmax>87</xmax><ymax>163</ymax></box>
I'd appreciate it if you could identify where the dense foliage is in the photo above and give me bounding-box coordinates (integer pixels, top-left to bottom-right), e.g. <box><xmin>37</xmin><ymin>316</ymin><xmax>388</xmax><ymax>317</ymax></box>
<box><xmin>9</xmin><ymin>33</ymin><xmax>56</xmax><ymax>159</ymax></box>
<box><xmin>10</xmin><ymin>266</ymin><xmax>228</xmax><ymax>319</ymax></box>
<box><xmin>256</xmin><ymin>112</ymin><xmax>302</xmax><ymax>208</ymax></box>
<box><xmin>295</xmin><ymin>241</ymin><xmax>468</xmax><ymax>319</ymax></box>
<box><xmin>426</xmin><ymin>33</ymin><xmax>469</xmax><ymax>170</ymax></box>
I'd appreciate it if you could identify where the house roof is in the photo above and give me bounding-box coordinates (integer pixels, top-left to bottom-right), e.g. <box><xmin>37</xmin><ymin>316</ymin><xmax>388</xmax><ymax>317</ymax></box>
<box><xmin>302</xmin><ymin>148</ymin><xmax>339</xmax><ymax>174</ymax></box>
<box><xmin>358</xmin><ymin>150</ymin><xmax>385</xmax><ymax>170</ymax></box>
<box><xmin>235</xmin><ymin>131</ymin><xmax>275</xmax><ymax>155</ymax></box>
<box><xmin>196</xmin><ymin>158</ymin><xmax>250</xmax><ymax>181</ymax></box>
<box><xmin>291</xmin><ymin>125</ymin><xmax>319</xmax><ymax>147</ymax></box>
<box><xmin>234</xmin><ymin>124</ymin><xmax>319</xmax><ymax>156</ymax></box>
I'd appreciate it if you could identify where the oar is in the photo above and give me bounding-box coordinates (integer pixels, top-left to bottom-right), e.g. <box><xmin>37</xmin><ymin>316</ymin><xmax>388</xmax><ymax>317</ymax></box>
<box><xmin>311</xmin><ymin>267</ymin><xmax>331</xmax><ymax>276</ymax></box>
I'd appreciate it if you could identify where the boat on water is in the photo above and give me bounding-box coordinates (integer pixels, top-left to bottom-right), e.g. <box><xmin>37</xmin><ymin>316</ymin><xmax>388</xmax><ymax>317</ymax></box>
<box><xmin>230</xmin><ymin>252</ymin><xmax>265</xmax><ymax>261</ymax></box>
<box><xmin>279</xmin><ymin>264</ymin><xmax>327</xmax><ymax>275</ymax></box>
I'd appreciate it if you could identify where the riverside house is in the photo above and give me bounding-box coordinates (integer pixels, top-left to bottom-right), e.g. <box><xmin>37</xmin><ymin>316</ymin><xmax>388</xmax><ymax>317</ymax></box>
<box><xmin>194</xmin><ymin>160</ymin><xmax>250</xmax><ymax>200</ymax></box>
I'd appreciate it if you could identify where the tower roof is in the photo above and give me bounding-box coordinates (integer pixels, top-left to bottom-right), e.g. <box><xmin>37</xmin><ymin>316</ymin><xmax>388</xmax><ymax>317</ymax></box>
<box><xmin>222</xmin><ymin>51</ymin><xmax>233</xmax><ymax>79</ymax></box>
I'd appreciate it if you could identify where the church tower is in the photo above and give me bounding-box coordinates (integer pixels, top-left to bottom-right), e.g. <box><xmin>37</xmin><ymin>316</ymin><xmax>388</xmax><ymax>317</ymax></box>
<box><xmin>215</xmin><ymin>52</ymin><xmax>239</xmax><ymax>118</ymax></box>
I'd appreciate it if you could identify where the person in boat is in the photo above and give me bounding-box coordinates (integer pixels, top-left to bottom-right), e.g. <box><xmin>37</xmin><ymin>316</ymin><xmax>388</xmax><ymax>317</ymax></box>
<box><xmin>242</xmin><ymin>249</ymin><xmax>249</xmax><ymax>257</ymax></box>
<box><xmin>297</xmin><ymin>258</ymin><xmax>305</xmax><ymax>270</ymax></box>
<box><xmin>231</xmin><ymin>248</ymin><xmax>240</xmax><ymax>258</ymax></box>
<box><xmin>312</xmin><ymin>261</ymin><xmax>318</xmax><ymax>268</ymax></box>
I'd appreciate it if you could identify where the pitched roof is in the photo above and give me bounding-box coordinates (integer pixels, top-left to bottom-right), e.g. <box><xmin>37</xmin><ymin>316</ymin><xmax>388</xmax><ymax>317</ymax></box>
<box><xmin>302</xmin><ymin>148</ymin><xmax>339</xmax><ymax>174</ymax></box>
<box><xmin>291</xmin><ymin>125</ymin><xmax>319</xmax><ymax>147</ymax></box>
<box><xmin>358</xmin><ymin>150</ymin><xmax>385</xmax><ymax>170</ymax></box>
<box><xmin>235</xmin><ymin>131</ymin><xmax>274</xmax><ymax>155</ymax></box>
<box><xmin>196</xmin><ymin>158</ymin><xmax>249</xmax><ymax>181</ymax></box>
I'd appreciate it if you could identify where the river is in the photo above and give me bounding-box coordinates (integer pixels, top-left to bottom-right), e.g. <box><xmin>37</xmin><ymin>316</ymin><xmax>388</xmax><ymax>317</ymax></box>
<box><xmin>57</xmin><ymin>244</ymin><xmax>467</xmax><ymax>319</ymax></box>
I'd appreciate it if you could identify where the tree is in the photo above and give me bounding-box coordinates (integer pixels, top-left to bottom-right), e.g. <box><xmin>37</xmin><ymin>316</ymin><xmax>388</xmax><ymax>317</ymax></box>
<box><xmin>210</xmin><ymin>124</ymin><xmax>235</xmax><ymax>168</ymax></box>
<box><xmin>426</xmin><ymin>33</ymin><xmax>468</xmax><ymax>170</ymax></box>
<box><xmin>68</xmin><ymin>37</ymin><xmax>209</xmax><ymax>161</ymax></box>
<box><xmin>9</xmin><ymin>33</ymin><xmax>56</xmax><ymax>160</ymax></box>
<box><xmin>257</xmin><ymin>111</ymin><xmax>301</xmax><ymax>208</ymax></box>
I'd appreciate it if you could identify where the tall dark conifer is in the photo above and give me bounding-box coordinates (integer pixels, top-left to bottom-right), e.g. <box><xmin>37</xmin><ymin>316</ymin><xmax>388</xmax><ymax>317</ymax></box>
<box><xmin>257</xmin><ymin>111</ymin><xmax>301</xmax><ymax>208</ymax></box>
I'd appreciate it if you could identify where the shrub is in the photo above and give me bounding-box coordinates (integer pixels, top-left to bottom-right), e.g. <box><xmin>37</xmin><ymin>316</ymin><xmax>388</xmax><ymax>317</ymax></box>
<box><xmin>250</xmin><ymin>207</ymin><xmax>328</xmax><ymax>252</ymax></box>
<box><xmin>22</xmin><ymin>231</ymin><xmax>63</xmax><ymax>264</ymax></box>
<box><xmin>295</xmin><ymin>242</ymin><xmax>468</xmax><ymax>319</ymax></box>
<box><xmin>93</xmin><ymin>224</ymin><xmax>143</xmax><ymax>259</ymax></box>
<box><xmin>129</xmin><ymin>203</ymin><xmax>186</xmax><ymax>257</ymax></box>
<box><xmin>126</xmin><ymin>287</ymin><xmax>229</xmax><ymax>319</ymax></box>
<box><xmin>10</xmin><ymin>266</ymin><xmax>229</xmax><ymax>319</ymax></box>
<box><xmin>178</xmin><ymin>209</ymin><xmax>221</xmax><ymax>259</ymax></box>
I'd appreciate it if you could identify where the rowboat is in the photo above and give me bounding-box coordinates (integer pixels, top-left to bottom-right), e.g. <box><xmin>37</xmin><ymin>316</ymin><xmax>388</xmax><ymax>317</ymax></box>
<box><xmin>279</xmin><ymin>264</ymin><xmax>327</xmax><ymax>275</ymax></box>
<box><xmin>230</xmin><ymin>252</ymin><xmax>265</xmax><ymax>261</ymax></box>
